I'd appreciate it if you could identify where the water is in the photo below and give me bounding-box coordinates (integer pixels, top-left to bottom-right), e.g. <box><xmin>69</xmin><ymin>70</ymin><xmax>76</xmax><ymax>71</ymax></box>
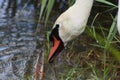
<box><xmin>0</xmin><ymin>0</ymin><xmax>70</xmax><ymax>79</ymax></box>
<box><xmin>0</xmin><ymin>0</ymin><xmax>42</xmax><ymax>79</ymax></box>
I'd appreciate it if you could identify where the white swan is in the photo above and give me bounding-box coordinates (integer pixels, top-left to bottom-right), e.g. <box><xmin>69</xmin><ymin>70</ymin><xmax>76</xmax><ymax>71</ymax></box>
<box><xmin>48</xmin><ymin>0</ymin><xmax>94</xmax><ymax>63</ymax></box>
<box><xmin>118</xmin><ymin>0</ymin><xmax>120</xmax><ymax>34</ymax></box>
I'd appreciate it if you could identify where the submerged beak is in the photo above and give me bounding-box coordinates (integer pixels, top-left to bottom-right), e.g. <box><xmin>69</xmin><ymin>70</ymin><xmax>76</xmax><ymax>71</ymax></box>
<box><xmin>48</xmin><ymin>36</ymin><xmax>64</xmax><ymax>63</ymax></box>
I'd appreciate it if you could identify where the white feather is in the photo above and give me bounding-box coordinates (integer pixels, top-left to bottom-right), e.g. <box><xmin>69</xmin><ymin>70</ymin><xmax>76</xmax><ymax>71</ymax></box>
<box><xmin>118</xmin><ymin>0</ymin><xmax>120</xmax><ymax>34</ymax></box>
<box><xmin>53</xmin><ymin>0</ymin><xmax>94</xmax><ymax>44</ymax></box>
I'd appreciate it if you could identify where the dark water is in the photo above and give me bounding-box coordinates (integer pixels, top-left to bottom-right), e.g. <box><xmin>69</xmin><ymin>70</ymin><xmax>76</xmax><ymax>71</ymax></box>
<box><xmin>0</xmin><ymin>0</ymin><xmax>69</xmax><ymax>80</ymax></box>
<box><xmin>0</xmin><ymin>0</ymin><xmax>42</xmax><ymax>79</ymax></box>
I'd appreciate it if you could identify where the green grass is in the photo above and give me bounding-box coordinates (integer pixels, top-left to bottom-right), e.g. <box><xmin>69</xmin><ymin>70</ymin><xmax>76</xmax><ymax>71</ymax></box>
<box><xmin>38</xmin><ymin>0</ymin><xmax>120</xmax><ymax>80</ymax></box>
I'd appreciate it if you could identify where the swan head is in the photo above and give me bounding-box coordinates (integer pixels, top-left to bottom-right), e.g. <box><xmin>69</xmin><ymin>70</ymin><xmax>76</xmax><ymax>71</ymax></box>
<box><xmin>48</xmin><ymin>24</ymin><xmax>65</xmax><ymax>63</ymax></box>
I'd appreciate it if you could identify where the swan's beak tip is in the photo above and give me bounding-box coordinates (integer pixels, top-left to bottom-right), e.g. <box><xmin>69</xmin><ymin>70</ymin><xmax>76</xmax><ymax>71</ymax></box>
<box><xmin>48</xmin><ymin>53</ymin><xmax>55</xmax><ymax>63</ymax></box>
<box><xmin>48</xmin><ymin>58</ymin><xmax>54</xmax><ymax>63</ymax></box>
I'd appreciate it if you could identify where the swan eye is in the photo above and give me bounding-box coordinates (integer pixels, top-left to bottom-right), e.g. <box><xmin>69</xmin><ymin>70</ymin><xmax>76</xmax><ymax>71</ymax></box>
<box><xmin>49</xmin><ymin>24</ymin><xmax>60</xmax><ymax>42</ymax></box>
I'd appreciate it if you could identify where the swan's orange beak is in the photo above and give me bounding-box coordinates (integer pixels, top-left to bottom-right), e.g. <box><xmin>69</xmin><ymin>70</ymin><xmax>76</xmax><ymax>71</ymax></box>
<box><xmin>48</xmin><ymin>36</ymin><xmax>64</xmax><ymax>63</ymax></box>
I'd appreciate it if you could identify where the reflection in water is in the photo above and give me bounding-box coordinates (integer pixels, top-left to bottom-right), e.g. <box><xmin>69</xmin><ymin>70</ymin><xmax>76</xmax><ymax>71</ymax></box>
<box><xmin>0</xmin><ymin>0</ymin><xmax>7</xmax><ymax>26</ymax></box>
<box><xmin>7</xmin><ymin>0</ymin><xmax>17</xmax><ymax>17</ymax></box>
<box><xmin>0</xmin><ymin>0</ymin><xmax>70</xmax><ymax>79</ymax></box>
<box><xmin>0</xmin><ymin>0</ymin><xmax>41</xmax><ymax>80</ymax></box>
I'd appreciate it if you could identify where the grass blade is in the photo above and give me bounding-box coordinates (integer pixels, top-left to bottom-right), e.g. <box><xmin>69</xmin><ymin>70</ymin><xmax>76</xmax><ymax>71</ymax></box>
<box><xmin>96</xmin><ymin>0</ymin><xmax>117</xmax><ymax>7</ymax></box>
<box><xmin>45</xmin><ymin>0</ymin><xmax>55</xmax><ymax>25</ymax></box>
